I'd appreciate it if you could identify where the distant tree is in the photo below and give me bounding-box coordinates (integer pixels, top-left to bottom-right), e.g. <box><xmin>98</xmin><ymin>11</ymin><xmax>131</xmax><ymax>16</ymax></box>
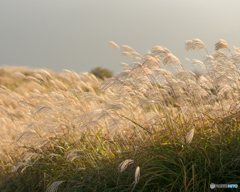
<box><xmin>192</xmin><ymin>69</ymin><xmax>203</xmax><ymax>80</ymax></box>
<box><xmin>90</xmin><ymin>67</ymin><xmax>113</xmax><ymax>80</ymax></box>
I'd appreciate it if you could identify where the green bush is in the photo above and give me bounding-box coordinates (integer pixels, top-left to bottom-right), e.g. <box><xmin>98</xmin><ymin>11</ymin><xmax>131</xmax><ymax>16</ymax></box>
<box><xmin>90</xmin><ymin>67</ymin><xmax>113</xmax><ymax>80</ymax></box>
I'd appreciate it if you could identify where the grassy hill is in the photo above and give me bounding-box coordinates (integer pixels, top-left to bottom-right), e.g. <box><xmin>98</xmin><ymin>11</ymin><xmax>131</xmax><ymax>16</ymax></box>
<box><xmin>0</xmin><ymin>39</ymin><xmax>240</xmax><ymax>191</ymax></box>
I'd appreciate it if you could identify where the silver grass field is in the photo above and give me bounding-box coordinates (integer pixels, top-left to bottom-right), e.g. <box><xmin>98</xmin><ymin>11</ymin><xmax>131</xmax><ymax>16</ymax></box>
<box><xmin>0</xmin><ymin>39</ymin><xmax>240</xmax><ymax>191</ymax></box>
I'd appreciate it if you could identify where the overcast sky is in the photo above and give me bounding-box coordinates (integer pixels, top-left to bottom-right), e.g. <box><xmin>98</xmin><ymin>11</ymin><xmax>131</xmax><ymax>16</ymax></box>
<box><xmin>1</xmin><ymin>0</ymin><xmax>240</xmax><ymax>74</ymax></box>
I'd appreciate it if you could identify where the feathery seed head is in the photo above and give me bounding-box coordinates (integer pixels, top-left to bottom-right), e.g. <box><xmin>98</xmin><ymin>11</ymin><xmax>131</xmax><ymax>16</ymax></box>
<box><xmin>12</xmin><ymin>72</ymin><xmax>27</xmax><ymax>79</ymax></box>
<box><xmin>131</xmin><ymin>51</ymin><xmax>142</xmax><ymax>58</ymax></box>
<box><xmin>135</xmin><ymin>57</ymin><xmax>143</xmax><ymax>61</ymax></box>
<box><xmin>143</xmin><ymin>68</ymin><xmax>154</xmax><ymax>76</ymax></box>
<box><xmin>109</xmin><ymin>41</ymin><xmax>121</xmax><ymax>50</ymax></box>
<box><xmin>142</xmin><ymin>55</ymin><xmax>159</xmax><ymax>70</ymax></box>
<box><xmin>38</xmin><ymin>69</ymin><xmax>53</xmax><ymax>80</ymax></box>
<box><xmin>233</xmin><ymin>46</ymin><xmax>240</xmax><ymax>54</ymax></box>
<box><xmin>11</xmin><ymin>162</ymin><xmax>29</xmax><ymax>173</ymax></box>
<box><xmin>185</xmin><ymin>40</ymin><xmax>198</xmax><ymax>51</ymax></box>
<box><xmin>154</xmin><ymin>68</ymin><xmax>174</xmax><ymax>78</ymax></box>
<box><xmin>151</xmin><ymin>46</ymin><xmax>171</xmax><ymax>56</ymax></box>
<box><xmin>122</xmin><ymin>52</ymin><xmax>134</xmax><ymax>57</ymax></box>
<box><xmin>46</xmin><ymin>181</ymin><xmax>65</xmax><ymax>192</ymax></box>
<box><xmin>163</xmin><ymin>53</ymin><xmax>181</xmax><ymax>65</ymax></box>
<box><xmin>215</xmin><ymin>39</ymin><xmax>230</xmax><ymax>51</ymax></box>
<box><xmin>22</xmin><ymin>153</ymin><xmax>40</xmax><ymax>163</ymax></box>
<box><xmin>122</xmin><ymin>45</ymin><xmax>135</xmax><ymax>52</ymax></box>
<box><xmin>186</xmin><ymin>127</ymin><xmax>195</xmax><ymax>144</ymax></box>
<box><xmin>118</xmin><ymin>159</ymin><xmax>134</xmax><ymax>172</ymax></box>
<box><xmin>192</xmin><ymin>59</ymin><xmax>206</xmax><ymax>69</ymax></box>
<box><xmin>120</xmin><ymin>62</ymin><xmax>131</xmax><ymax>70</ymax></box>
<box><xmin>185</xmin><ymin>58</ymin><xmax>192</xmax><ymax>63</ymax></box>
<box><xmin>213</xmin><ymin>51</ymin><xmax>229</xmax><ymax>60</ymax></box>
<box><xmin>205</xmin><ymin>55</ymin><xmax>215</xmax><ymax>63</ymax></box>
<box><xmin>66</xmin><ymin>149</ymin><xmax>83</xmax><ymax>162</ymax></box>
<box><xmin>193</xmin><ymin>39</ymin><xmax>206</xmax><ymax>50</ymax></box>
<box><xmin>134</xmin><ymin>166</ymin><xmax>140</xmax><ymax>185</ymax></box>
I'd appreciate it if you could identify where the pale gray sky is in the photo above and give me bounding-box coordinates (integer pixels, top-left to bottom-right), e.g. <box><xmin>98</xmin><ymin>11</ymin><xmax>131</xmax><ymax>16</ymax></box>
<box><xmin>1</xmin><ymin>0</ymin><xmax>240</xmax><ymax>74</ymax></box>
